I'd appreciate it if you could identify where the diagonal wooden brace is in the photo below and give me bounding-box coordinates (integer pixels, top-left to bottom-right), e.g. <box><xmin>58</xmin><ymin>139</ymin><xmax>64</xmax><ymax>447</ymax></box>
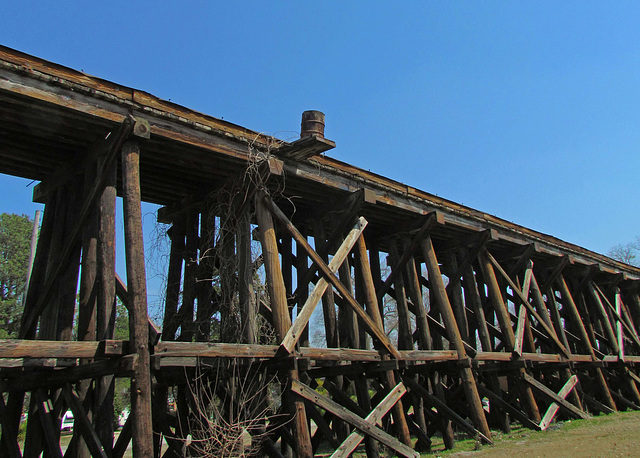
<box><xmin>291</xmin><ymin>379</ymin><xmax>418</xmax><ymax>458</ymax></box>
<box><xmin>279</xmin><ymin>217</ymin><xmax>368</xmax><ymax>354</ymax></box>
<box><xmin>264</xmin><ymin>195</ymin><xmax>401</xmax><ymax>359</ymax></box>
<box><xmin>485</xmin><ymin>251</ymin><xmax>570</xmax><ymax>358</ymax></box>
<box><xmin>20</xmin><ymin>117</ymin><xmax>136</xmax><ymax>337</ymax></box>
<box><xmin>539</xmin><ymin>375</ymin><xmax>579</xmax><ymax>430</ymax></box>
<box><xmin>522</xmin><ymin>373</ymin><xmax>589</xmax><ymax>421</ymax></box>
<box><xmin>331</xmin><ymin>383</ymin><xmax>407</xmax><ymax>458</ymax></box>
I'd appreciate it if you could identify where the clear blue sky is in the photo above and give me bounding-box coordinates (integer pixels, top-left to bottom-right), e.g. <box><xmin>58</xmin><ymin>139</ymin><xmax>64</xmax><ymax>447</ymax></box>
<box><xmin>2</xmin><ymin>1</ymin><xmax>640</xmax><ymax>259</ymax></box>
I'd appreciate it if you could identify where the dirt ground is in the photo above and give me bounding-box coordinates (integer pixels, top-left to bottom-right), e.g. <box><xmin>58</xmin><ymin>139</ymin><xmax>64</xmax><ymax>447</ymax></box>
<box><xmin>445</xmin><ymin>411</ymin><xmax>640</xmax><ymax>457</ymax></box>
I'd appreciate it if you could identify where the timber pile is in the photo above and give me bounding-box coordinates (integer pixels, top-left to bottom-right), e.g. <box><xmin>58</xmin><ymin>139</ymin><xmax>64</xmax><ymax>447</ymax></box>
<box><xmin>1</xmin><ymin>45</ymin><xmax>640</xmax><ymax>457</ymax></box>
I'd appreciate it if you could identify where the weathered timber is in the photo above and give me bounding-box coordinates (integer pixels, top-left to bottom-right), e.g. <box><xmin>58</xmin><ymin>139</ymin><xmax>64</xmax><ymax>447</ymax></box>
<box><xmin>539</xmin><ymin>375</ymin><xmax>579</xmax><ymax>430</ymax></box>
<box><xmin>291</xmin><ymin>379</ymin><xmax>419</xmax><ymax>458</ymax></box>
<box><xmin>255</xmin><ymin>191</ymin><xmax>313</xmax><ymax>457</ymax></box>
<box><xmin>280</xmin><ymin>217</ymin><xmax>367</xmax><ymax>354</ymax></box>
<box><xmin>421</xmin><ymin>236</ymin><xmax>492</xmax><ymax>440</ymax></box>
<box><xmin>522</xmin><ymin>373</ymin><xmax>589</xmax><ymax>420</ymax></box>
<box><xmin>331</xmin><ymin>383</ymin><xmax>407</xmax><ymax>458</ymax></box>
<box><xmin>3</xmin><ymin>46</ymin><xmax>640</xmax><ymax>456</ymax></box>
<box><xmin>121</xmin><ymin>140</ymin><xmax>153</xmax><ymax>457</ymax></box>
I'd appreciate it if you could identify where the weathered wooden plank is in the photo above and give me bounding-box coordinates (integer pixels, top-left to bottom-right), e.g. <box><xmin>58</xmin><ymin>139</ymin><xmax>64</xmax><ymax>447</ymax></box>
<box><xmin>19</xmin><ymin>117</ymin><xmax>135</xmax><ymax>338</ymax></box>
<box><xmin>121</xmin><ymin>139</ymin><xmax>154</xmax><ymax>457</ymax></box>
<box><xmin>291</xmin><ymin>379</ymin><xmax>418</xmax><ymax>458</ymax></box>
<box><xmin>539</xmin><ymin>375</ymin><xmax>579</xmax><ymax>430</ymax></box>
<box><xmin>264</xmin><ymin>195</ymin><xmax>401</xmax><ymax>359</ymax></box>
<box><xmin>280</xmin><ymin>217</ymin><xmax>367</xmax><ymax>354</ymax></box>
<box><xmin>476</xmin><ymin>384</ymin><xmax>541</xmax><ymax>431</ymax></box>
<box><xmin>255</xmin><ymin>191</ymin><xmax>313</xmax><ymax>457</ymax></box>
<box><xmin>0</xmin><ymin>339</ymin><xmax>124</xmax><ymax>359</ymax></box>
<box><xmin>332</xmin><ymin>383</ymin><xmax>407</xmax><ymax>458</ymax></box>
<box><xmin>421</xmin><ymin>236</ymin><xmax>492</xmax><ymax>440</ymax></box>
<box><xmin>403</xmin><ymin>377</ymin><xmax>492</xmax><ymax>444</ymax></box>
<box><xmin>513</xmin><ymin>304</ymin><xmax>527</xmax><ymax>357</ymax></box>
<box><xmin>0</xmin><ymin>355</ymin><xmax>137</xmax><ymax>393</ymax></box>
<box><xmin>522</xmin><ymin>373</ymin><xmax>589</xmax><ymax>420</ymax></box>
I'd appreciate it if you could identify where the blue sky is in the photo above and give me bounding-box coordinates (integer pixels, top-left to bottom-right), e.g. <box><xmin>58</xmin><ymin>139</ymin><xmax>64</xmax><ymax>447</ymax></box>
<box><xmin>2</xmin><ymin>1</ymin><xmax>640</xmax><ymax>260</ymax></box>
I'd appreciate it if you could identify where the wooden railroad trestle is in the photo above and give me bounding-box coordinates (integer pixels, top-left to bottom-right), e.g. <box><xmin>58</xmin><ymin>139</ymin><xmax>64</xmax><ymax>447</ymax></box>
<box><xmin>1</xmin><ymin>45</ymin><xmax>640</xmax><ymax>457</ymax></box>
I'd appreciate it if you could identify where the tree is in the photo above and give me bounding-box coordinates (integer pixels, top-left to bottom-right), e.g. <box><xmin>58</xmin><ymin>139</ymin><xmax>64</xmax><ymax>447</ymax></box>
<box><xmin>608</xmin><ymin>238</ymin><xmax>640</xmax><ymax>267</ymax></box>
<box><xmin>0</xmin><ymin>213</ymin><xmax>34</xmax><ymax>338</ymax></box>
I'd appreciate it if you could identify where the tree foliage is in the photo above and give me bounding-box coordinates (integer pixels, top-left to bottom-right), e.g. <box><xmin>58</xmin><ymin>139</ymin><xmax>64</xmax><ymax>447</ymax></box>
<box><xmin>0</xmin><ymin>213</ymin><xmax>34</xmax><ymax>338</ymax></box>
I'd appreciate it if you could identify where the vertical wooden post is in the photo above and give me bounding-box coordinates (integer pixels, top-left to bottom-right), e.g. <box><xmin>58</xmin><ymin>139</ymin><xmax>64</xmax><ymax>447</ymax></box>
<box><xmin>121</xmin><ymin>140</ymin><xmax>153</xmax><ymax>457</ymax></box>
<box><xmin>557</xmin><ymin>275</ymin><xmax>617</xmax><ymax>411</ymax></box>
<box><xmin>314</xmin><ymin>221</ymin><xmax>339</xmax><ymax>349</ymax></box>
<box><xmin>443</xmin><ymin>251</ymin><xmax>470</xmax><ymax>343</ymax></box>
<box><xmin>239</xmin><ymin>212</ymin><xmax>257</xmax><ymax>344</ymax></box>
<box><xmin>95</xmin><ymin>157</ymin><xmax>118</xmax><ymax>453</ymax></box>
<box><xmin>354</xmin><ymin>236</ymin><xmax>413</xmax><ymax>449</ymax></box>
<box><xmin>388</xmin><ymin>245</ymin><xmax>413</xmax><ymax>351</ymax></box>
<box><xmin>76</xmin><ymin>169</ymin><xmax>98</xmax><ymax>458</ymax></box>
<box><xmin>195</xmin><ymin>208</ymin><xmax>215</xmax><ymax>342</ymax></box>
<box><xmin>180</xmin><ymin>209</ymin><xmax>199</xmax><ymax>342</ymax></box>
<box><xmin>255</xmin><ymin>192</ymin><xmax>312</xmax><ymax>457</ymax></box>
<box><xmin>162</xmin><ymin>216</ymin><xmax>185</xmax><ymax>341</ymax></box>
<box><xmin>296</xmin><ymin>238</ymin><xmax>310</xmax><ymax>347</ymax></box>
<box><xmin>421</xmin><ymin>237</ymin><xmax>492</xmax><ymax>440</ymax></box>
<box><xmin>479</xmin><ymin>251</ymin><xmax>541</xmax><ymax>423</ymax></box>
<box><xmin>1</xmin><ymin>193</ymin><xmax>57</xmax><ymax>452</ymax></box>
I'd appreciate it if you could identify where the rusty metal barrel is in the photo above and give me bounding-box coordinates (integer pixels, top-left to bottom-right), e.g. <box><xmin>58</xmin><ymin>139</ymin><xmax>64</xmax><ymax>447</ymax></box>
<box><xmin>300</xmin><ymin>110</ymin><xmax>325</xmax><ymax>138</ymax></box>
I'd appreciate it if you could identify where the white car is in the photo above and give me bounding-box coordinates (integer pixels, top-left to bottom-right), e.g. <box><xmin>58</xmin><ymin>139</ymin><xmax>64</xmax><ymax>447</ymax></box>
<box><xmin>61</xmin><ymin>411</ymin><xmax>74</xmax><ymax>431</ymax></box>
<box><xmin>118</xmin><ymin>409</ymin><xmax>130</xmax><ymax>429</ymax></box>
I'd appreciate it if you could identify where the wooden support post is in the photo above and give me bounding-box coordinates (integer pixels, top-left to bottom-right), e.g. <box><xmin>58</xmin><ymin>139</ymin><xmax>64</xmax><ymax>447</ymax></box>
<box><xmin>296</xmin><ymin>238</ymin><xmax>310</xmax><ymax>347</ymax></box>
<box><xmin>20</xmin><ymin>117</ymin><xmax>135</xmax><ymax>338</ymax></box>
<box><xmin>354</xmin><ymin>236</ymin><xmax>413</xmax><ymax>448</ymax></box>
<box><xmin>255</xmin><ymin>191</ymin><xmax>313</xmax><ymax>457</ymax></box>
<box><xmin>239</xmin><ymin>211</ymin><xmax>258</xmax><ymax>344</ymax></box>
<box><xmin>280</xmin><ymin>218</ymin><xmax>367</xmax><ymax>354</ymax></box>
<box><xmin>121</xmin><ymin>140</ymin><xmax>153</xmax><ymax>457</ymax></box>
<box><xmin>557</xmin><ymin>275</ymin><xmax>617</xmax><ymax>411</ymax></box>
<box><xmin>443</xmin><ymin>251</ymin><xmax>470</xmax><ymax>343</ymax></box>
<box><xmin>95</xmin><ymin>153</ymin><xmax>118</xmax><ymax>454</ymax></box>
<box><xmin>539</xmin><ymin>375</ymin><xmax>580</xmax><ymax>430</ymax></box>
<box><xmin>314</xmin><ymin>221</ymin><xmax>339</xmax><ymax>349</ymax></box>
<box><xmin>180</xmin><ymin>208</ymin><xmax>199</xmax><ymax>342</ymax></box>
<box><xmin>479</xmin><ymin>250</ymin><xmax>541</xmax><ymax>423</ymax></box>
<box><xmin>264</xmin><ymin>195</ymin><xmax>400</xmax><ymax>358</ymax></box>
<box><xmin>338</xmin><ymin>254</ymin><xmax>360</xmax><ymax>349</ymax></box>
<box><xmin>162</xmin><ymin>216</ymin><xmax>185</xmax><ymax>341</ymax></box>
<box><xmin>195</xmin><ymin>207</ymin><xmax>215</xmax><ymax>342</ymax></box>
<box><xmin>77</xmin><ymin>164</ymin><xmax>98</xmax><ymax>458</ymax></box>
<box><xmin>1</xmin><ymin>195</ymin><xmax>57</xmax><ymax>452</ymax></box>
<box><xmin>522</xmin><ymin>374</ymin><xmax>589</xmax><ymax>421</ymax></box>
<box><xmin>462</xmin><ymin>262</ymin><xmax>492</xmax><ymax>352</ymax></box>
<box><xmin>291</xmin><ymin>380</ymin><xmax>419</xmax><ymax>458</ymax></box>
<box><xmin>332</xmin><ymin>383</ymin><xmax>407</xmax><ymax>457</ymax></box>
<box><xmin>586</xmin><ymin>282</ymin><xmax>619</xmax><ymax>354</ymax></box>
<box><xmin>388</xmin><ymin>245</ymin><xmax>414</xmax><ymax>351</ymax></box>
<box><xmin>421</xmin><ymin>236</ymin><xmax>492</xmax><ymax>441</ymax></box>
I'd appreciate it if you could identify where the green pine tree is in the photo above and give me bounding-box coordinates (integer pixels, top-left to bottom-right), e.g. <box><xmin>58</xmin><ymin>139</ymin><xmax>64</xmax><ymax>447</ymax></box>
<box><xmin>0</xmin><ymin>213</ymin><xmax>34</xmax><ymax>338</ymax></box>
